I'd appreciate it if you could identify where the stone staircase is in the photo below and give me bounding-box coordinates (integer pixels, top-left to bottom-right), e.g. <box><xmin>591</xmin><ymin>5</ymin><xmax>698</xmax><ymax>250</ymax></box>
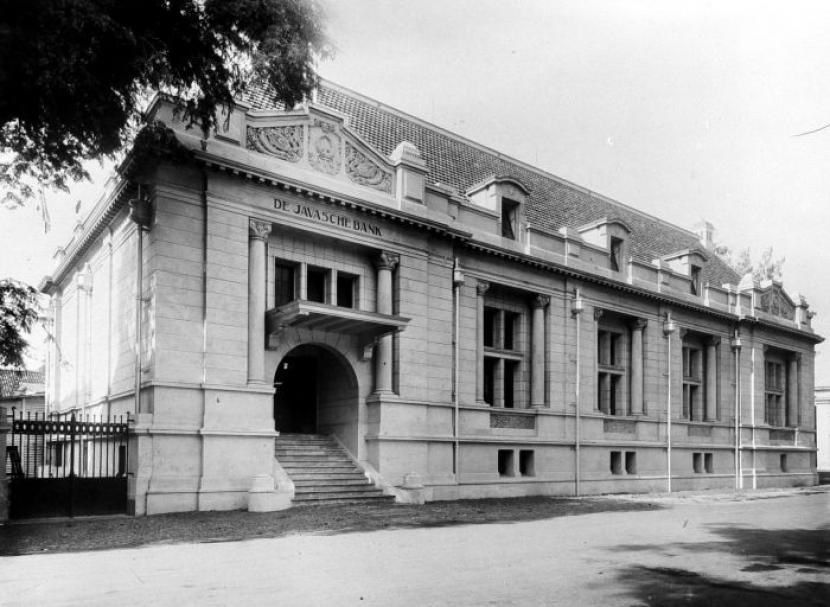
<box><xmin>275</xmin><ymin>434</ymin><xmax>394</xmax><ymax>505</ymax></box>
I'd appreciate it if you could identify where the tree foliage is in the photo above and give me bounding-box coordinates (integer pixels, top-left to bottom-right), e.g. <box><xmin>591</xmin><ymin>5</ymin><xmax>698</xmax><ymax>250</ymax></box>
<box><xmin>0</xmin><ymin>0</ymin><xmax>329</xmax><ymax>206</ymax></box>
<box><xmin>0</xmin><ymin>279</ymin><xmax>39</xmax><ymax>368</ymax></box>
<box><xmin>714</xmin><ymin>245</ymin><xmax>785</xmax><ymax>283</ymax></box>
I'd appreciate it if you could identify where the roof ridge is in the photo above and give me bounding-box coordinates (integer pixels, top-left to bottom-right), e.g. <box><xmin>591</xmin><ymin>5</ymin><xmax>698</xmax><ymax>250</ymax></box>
<box><xmin>318</xmin><ymin>78</ymin><xmax>700</xmax><ymax>240</ymax></box>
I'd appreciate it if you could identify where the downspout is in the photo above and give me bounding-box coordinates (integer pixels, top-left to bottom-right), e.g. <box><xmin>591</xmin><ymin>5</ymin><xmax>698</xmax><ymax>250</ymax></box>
<box><xmin>571</xmin><ymin>288</ymin><xmax>584</xmax><ymax>496</ymax></box>
<box><xmin>106</xmin><ymin>228</ymin><xmax>114</xmax><ymax>418</ymax></box>
<box><xmin>452</xmin><ymin>259</ymin><xmax>464</xmax><ymax>478</ymax></box>
<box><xmin>732</xmin><ymin>329</ymin><xmax>743</xmax><ymax>489</ymax></box>
<box><xmin>197</xmin><ymin>167</ymin><xmax>209</xmax><ymax>510</ymax></box>
<box><xmin>750</xmin><ymin>342</ymin><xmax>757</xmax><ymax>489</ymax></box>
<box><xmin>663</xmin><ymin>312</ymin><xmax>677</xmax><ymax>493</ymax></box>
<box><xmin>129</xmin><ymin>185</ymin><xmax>152</xmax><ymax>515</ymax></box>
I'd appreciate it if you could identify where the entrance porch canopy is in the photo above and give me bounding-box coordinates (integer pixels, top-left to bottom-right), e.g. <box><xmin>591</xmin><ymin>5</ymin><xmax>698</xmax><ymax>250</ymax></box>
<box><xmin>266</xmin><ymin>301</ymin><xmax>410</xmax><ymax>343</ymax></box>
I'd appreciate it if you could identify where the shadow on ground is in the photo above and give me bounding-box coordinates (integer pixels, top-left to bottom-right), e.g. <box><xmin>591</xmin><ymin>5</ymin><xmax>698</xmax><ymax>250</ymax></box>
<box><xmin>0</xmin><ymin>496</ymin><xmax>661</xmax><ymax>556</ymax></box>
<box><xmin>612</xmin><ymin>525</ymin><xmax>830</xmax><ymax>606</ymax></box>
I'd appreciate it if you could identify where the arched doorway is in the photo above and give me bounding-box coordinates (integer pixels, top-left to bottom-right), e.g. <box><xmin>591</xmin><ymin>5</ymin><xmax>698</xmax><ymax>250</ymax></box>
<box><xmin>273</xmin><ymin>344</ymin><xmax>359</xmax><ymax>450</ymax></box>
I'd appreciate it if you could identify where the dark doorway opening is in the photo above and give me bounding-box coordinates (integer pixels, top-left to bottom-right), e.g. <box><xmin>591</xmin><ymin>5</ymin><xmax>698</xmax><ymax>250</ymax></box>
<box><xmin>273</xmin><ymin>355</ymin><xmax>318</xmax><ymax>433</ymax></box>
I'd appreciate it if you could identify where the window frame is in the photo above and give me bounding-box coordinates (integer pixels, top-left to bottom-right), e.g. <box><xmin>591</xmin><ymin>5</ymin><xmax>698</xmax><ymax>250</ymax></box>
<box><xmin>597</xmin><ymin>323</ymin><xmax>629</xmax><ymax>416</ymax></box>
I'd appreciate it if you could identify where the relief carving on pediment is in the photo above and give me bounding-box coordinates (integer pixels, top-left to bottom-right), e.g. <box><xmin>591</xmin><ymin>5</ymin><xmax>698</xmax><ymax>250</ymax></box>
<box><xmin>345</xmin><ymin>142</ymin><xmax>393</xmax><ymax>193</ymax></box>
<box><xmin>758</xmin><ymin>288</ymin><xmax>795</xmax><ymax>320</ymax></box>
<box><xmin>308</xmin><ymin>119</ymin><xmax>341</xmax><ymax>175</ymax></box>
<box><xmin>246</xmin><ymin>125</ymin><xmax>304</xmax><ymax>162</ymax></box>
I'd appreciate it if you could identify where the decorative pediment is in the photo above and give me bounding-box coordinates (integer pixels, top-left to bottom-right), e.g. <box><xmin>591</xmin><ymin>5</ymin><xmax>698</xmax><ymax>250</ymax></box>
<box><xmin>757</xmin><ymin>283</ymin><xmax>795</xmax><ymax>320</ymax></box>
<box><xmin>244</xmin><ymin>108</ymin><xmax>394</xmax><ymax>195</ymax></box>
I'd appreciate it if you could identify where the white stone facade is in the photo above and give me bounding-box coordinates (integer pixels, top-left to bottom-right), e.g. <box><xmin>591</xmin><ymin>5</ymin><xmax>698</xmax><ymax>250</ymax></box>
<box><xmin>41</xmin><ymin>82</ymin><xmax>822</xmax><ymax>514</ymax></box>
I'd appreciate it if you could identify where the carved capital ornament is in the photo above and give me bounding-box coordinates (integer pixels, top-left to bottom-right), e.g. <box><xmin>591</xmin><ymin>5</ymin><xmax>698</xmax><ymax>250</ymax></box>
<box><xmin>249</xmin><ymin>219</ymin><xmax>272</xmax><ymax>241</ymax></box>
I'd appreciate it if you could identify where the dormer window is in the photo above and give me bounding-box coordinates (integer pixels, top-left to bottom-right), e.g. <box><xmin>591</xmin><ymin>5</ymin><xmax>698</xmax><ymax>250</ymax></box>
<box><xmin>501</xmin><ymin>198</ymin><xmax>519</xmax><ymax>239</ymax></box>
<box><xmin>690</xmin><ymin>265</ymin><xmax>702</xmax><ymax>295</ymax></box>
<box><xmin>610</xmin><ymin>237</ymin><xmax>623</xmax><ymax>272</ymax></box>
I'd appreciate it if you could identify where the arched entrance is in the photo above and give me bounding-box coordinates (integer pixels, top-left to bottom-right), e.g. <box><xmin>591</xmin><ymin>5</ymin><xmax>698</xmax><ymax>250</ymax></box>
<box><xmin>273</xmin><ymin>344</ymin><xmax>359</xmax><ymax>450</ymax></box>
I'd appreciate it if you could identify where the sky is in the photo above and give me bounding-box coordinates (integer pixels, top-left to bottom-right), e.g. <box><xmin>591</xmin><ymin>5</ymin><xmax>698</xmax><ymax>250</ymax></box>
<box><xmin>2</xmin><ymin>0</ymin><xmax>830</xmax><ymax>381</ymax></box>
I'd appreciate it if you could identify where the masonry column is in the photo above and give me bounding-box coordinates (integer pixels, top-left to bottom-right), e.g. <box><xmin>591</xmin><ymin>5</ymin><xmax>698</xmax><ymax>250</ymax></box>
<box><xmin>374</xmin><ymin>251</ymin><xmax>399</xmax><ymax>394</ymax></box>
<box><xmin>247</xmin><ymin>219</ymin><xmax>271</xmax><ymax>384</ymax></box>
<box><xmin>630</xmin><ymin>319</ymin><xmax>647</xmax><ymax>415</ymax></box>
<box><xmin>705</xmin><ymin>337</ymin><xmax>719</xmax><ymax>421</ymax></box>
<box><xmin>476</xmin><ymin>280</ymin><xmax>490</xmax><ymax>403</ymax></box>
<box><xmin>531</xmin><ymin>294</ymin><xmax>549</xmax><ymax>407</ymax></box>
<box><xmin>787</xmin><ymin>355</ymin><xmax>799</xmax><ymax>427</ymax></box>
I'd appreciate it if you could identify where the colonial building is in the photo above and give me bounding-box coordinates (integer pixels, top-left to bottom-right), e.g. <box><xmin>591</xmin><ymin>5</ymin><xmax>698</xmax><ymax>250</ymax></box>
<box><xmin>39</xmin><ymin>81</ymin><xmax>821</xmax><ymax>515</ymax></box>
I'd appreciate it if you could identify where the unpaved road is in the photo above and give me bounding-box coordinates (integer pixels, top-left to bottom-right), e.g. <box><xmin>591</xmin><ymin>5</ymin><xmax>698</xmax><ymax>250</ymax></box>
<box><xmin>1</xmin><ymin>491</ymin><xmax>827</xmax><ymax>606</ymax></box>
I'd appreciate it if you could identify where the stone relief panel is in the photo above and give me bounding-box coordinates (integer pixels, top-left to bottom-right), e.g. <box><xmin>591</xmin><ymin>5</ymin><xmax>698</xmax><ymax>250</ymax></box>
<box><xmin>246</xmin><ymin>125</ymin><xmax>304</xmax><ymax>162</ymax></box>
<box><xmin>308</xmin><ymin>119</ymin><xmax>342</xmax><ymax>175</ymax></box>
<box><xmin>345</xmin><ymin>142</ymin><xmax>393</xmax><ymax>193</ymax></box>
<box><xmin>758</xmin><ymin>287</ymin><xmax>795</xmax><ymax>320</ymax></box>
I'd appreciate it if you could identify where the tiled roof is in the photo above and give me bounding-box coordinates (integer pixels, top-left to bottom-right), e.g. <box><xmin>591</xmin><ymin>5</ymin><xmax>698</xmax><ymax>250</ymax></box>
<box><xmin>0</xmin><ymin>369</ymin><xmax>45</xmax><ymax>398</ymax></box>
<box><xmin>240</xmin><ymin>81</ymin><xmax>740</xmax><ymax>287</ymax></box>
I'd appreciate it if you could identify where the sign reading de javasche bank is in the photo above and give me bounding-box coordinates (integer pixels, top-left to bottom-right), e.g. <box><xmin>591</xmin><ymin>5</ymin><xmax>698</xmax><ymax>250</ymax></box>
<box><xmin>274</xmin><ymin>198</ymin><xmax>382</xmax><ymax>237</ymax></box>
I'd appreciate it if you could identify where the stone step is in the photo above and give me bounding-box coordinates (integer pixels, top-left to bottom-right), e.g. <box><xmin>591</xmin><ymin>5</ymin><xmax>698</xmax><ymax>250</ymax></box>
<box><xmin>293</xmin><ymin>490</ymin><xmax>391</xmax><ymax>502</ymax></box>
<box><xmin>275</xmin><ymin>433</ymin><xmax>393</xmax><ymax>506</ymax></box>
<box><xmin>294</xmin><ymin>480</ymin><xmax>378</xmax><ymax>490</ymax></box>
<box><xmin>290</xmin><ymin>472</ymin><xmax>368</xmax><ymax>481</ymax></box>
<box><xmin>293</xmin><ymin>496</ymin><xmax>396</xmax><ymax>507</ymax></box>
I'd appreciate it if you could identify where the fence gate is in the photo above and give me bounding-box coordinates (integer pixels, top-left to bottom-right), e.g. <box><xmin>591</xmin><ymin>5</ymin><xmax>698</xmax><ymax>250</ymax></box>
<box><xmin>4</xmin><ymin>410</ymin><xmax>130</xmax><ymax>519</ymax></box>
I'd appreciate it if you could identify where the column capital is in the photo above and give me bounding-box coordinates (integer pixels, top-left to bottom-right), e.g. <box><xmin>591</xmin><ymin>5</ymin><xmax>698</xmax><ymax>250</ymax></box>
<box><xmin>249</xmin><ymin>219</ymin><xmax>272</xmax><ymax>241</ymax></box>
<box><xmin>476</xmin><ymin>280</ymin><xmax>490</xmax><ymax>296</ymax></box>
<box><xmin>593</xmin><ymin>308</ymin><xmax>604</xmax><ymax>322</ymax></box>
<box><xmin>706</xmin><ymin>336</ymin><xmax>721</xmax><ymax>348</ymax></box>
<box><xmin>631</xmin><ymin>318</ymin><xmax>648</xmax><ymax>331</ymax></box>
<box><xmin>532</xmin><ymin>294</ymin><xmax>550</xmax><ymax>309</ymax></box>
<box><xmin>374</xmin><ymin>251</ymin><xmax>400</xmax><ymax>271</ymax></box>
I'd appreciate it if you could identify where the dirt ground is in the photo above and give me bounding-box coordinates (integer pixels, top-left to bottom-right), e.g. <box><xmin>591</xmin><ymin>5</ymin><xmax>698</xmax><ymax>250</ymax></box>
<box><xmin>0</xmin><ymin>496</ymin><xmax>659</xmax><ymax>556</ymax></box>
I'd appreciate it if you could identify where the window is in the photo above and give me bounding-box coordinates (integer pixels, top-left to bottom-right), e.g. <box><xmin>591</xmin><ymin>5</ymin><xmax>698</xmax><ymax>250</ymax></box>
<box><xmin>336</xmin><ymin>273</ymin><xmax>358</xmax><ymax>308</ymax></box>
<box><xmin>501</xmin><ymin>198</ymin><xmax>519</xmax><ymax>239</ymax></box>
<box><xmin>611</xmin><ymin>451</ymin><xmax>637</xmax><ymax>475</ymax></box>
<box><xmin>274</xmin><ymin>261</ymin><xmax>296</xmax><ymax>307</ymax></box>
<box><xmin>503</xmin><ymin>360</ymin><xmax>519</xmax><ymax>408</ymax></box>
<box><xmin>690</xmin><ymin>265</ymin><xmax>702</xmax><ymax>296</ymax></box>
<box><xmin>682</xmin><ymin>346</ymin><xmax>703</xmax><ymax>420</ymax></box>
<box><xmin>483</xmin><ymin>357</ymin><xmax>497</xmax><ymax>406</ymax></box>
<box><xmin>306</xmin><ymin>267</ymin><xmax>327</xmax><ymax>303</ymax></box>
<box><xmin>765</xmin><ymin>360</ymin><xmax>785</xmax><ymax>426</ymax></box>
<box><xmin>498</xmin><ymin>450</ymin><xmax>515</xmax><ymax>477</ymax></box>
<box><xmin>519</xmin><ymin>450</ymin><xmax>535</xmax><ymax>476</ymax></box>
<box><xmin>483</xmin><ymin>300</ymin><xmax>527</xmax><ymax>408</ymax></box>
<box><xmin>597</xmin><ymin>328</ymin><xmax>627</xmax><ymax>415</ymax></box>
<box><xmin>780</xmin><ymin>454</ymin><xmax>788</xmax><ymax>472</ymax></box>
<box><xmin>693</xmin><ymin>452</ymin><xmax>714</xmax><ymax>474</ymax></box>
<box><xmin>610</xmin><ymin>451</ymin><xmax>623</xmax><ymax>475</ymax></box>
<box><xmin>625</xmin><ymin>451</ymin><xmax>637</xmax><ymax>474</ymax></box>
<box><xmin>704</xmin><ymin>453</ymin><xmax>714</xmax><ymax>474</ymax></box>
<box><xmin>610</xmin><ymin>237</ymin><xmax>623</xmax><ymax>272</ymax></box>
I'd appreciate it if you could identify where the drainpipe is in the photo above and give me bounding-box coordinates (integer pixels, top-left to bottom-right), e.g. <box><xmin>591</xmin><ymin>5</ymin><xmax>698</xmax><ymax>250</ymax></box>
<box><xmin>129</xmin><ymin>186</ymin><xmax>152</xmax><ymax>514</ymax></box>
<box><xmin>198</xmin><ymin>167</ymin><xmax>209</xmax><ymax>510</ymax></box>
<box><xmin>750</xmin><ymin>342</ymin><xmax>757</xmax><ymax>489</ymax></box>
<box><xmin>129</xmin><ymin>186</ymin><xmax>151</xmax><ymax>415</ymax></box>
<box><xmin>452</xmin><ymin>259</ymin><xmax>464</xmax><ymax>478</ymax></box>
<box><xmin>571</xmin><ymin>288</ymin><xmax>584</xmax><ymax>496</ymax></box>
<box><xmin>663</xmin><ymin>312</ymin><xmax>677</xmax><ymax>493</ymax></box>
<box><xmin>731</xmin><ymin>329</ymin><xmax>743</xmax><ymax>489</ymax></box>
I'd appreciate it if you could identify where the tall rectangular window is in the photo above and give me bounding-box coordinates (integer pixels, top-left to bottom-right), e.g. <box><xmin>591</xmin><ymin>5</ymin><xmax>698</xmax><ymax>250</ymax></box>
<box><xmin>597</xmin><ymin>328</ymin><xmax>627</xmax><ymax>415</ymax></box>
<box><xmin>765</xmin><ymin>360</ymin><xmax>785</xmax><ymax>426</ymax></box>
<box><xmin>274</xmin><ymin>261</ymin><xmax>296</xmax><ymax>307</ymax></box>
<box><xmin>336</xmin><ymin>273</ymin><xmax>358</xmax><ymax>308</ymax></box>
<box><xmin>682</xmin><ymin>346</ymin><xmax>703</xmax><ymax>420</ymax></box>
<box><xmin>690</xmin><ymin>265</ymin><xmax>702</xmax><ymax>295</ymax></box>
<box><xmin>306</xmin><ymin>267</ymin><xmax>327</xmax><ymax>303</ymax></box>
<box><xmin>482</xmin><ymin>298</ymin><xmax>527</xmax><ymax>408</ymax></box>
<box><xmin>501</xmin><ymin>198</ymin><xmax>519</xmax><ymax>239</ymax></box>
<box><xmin>610</xmin><ymin>237</ymin><xmax>623</xmax><ymax>272</ymax></box>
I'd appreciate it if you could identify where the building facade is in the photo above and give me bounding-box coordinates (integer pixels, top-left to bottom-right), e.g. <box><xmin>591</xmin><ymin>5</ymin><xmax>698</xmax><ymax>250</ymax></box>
<box><xmin>41</xmin><ymin>82</ymin><xmax>821</xmax><ymax>515</ymax></box>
